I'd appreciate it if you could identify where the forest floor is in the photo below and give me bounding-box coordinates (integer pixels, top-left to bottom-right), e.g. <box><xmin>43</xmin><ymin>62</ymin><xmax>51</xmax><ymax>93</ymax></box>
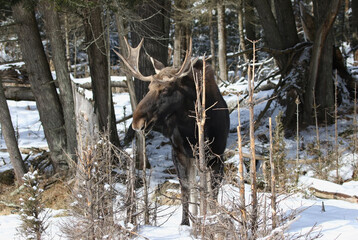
<box><xmin>1</xmin><ymin>65</ymin><xmax>358</xmax><ymax>239</ymax></box>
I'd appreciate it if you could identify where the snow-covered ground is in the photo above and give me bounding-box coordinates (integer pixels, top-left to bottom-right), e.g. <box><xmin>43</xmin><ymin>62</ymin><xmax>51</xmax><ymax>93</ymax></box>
<box><xmin>1</xmin><ymin>75</ymin><xmax>358</xmax><ymax>239</ymax></box>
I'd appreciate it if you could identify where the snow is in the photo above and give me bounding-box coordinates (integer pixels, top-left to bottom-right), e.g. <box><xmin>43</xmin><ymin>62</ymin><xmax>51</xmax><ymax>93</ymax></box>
<box><xmin>299</xmin><ymin>176</ymin><xmax>358</xmax><ymax>198</ymax></box>
<box><xmin>287</xmin><ymin>197</ymin><xmax>358</xmax><ymax>239</ymax></box>
<box><xmin>1</xmin><ymin>75</ymin><xmax>358</xmax><ymax>239</ymax></box>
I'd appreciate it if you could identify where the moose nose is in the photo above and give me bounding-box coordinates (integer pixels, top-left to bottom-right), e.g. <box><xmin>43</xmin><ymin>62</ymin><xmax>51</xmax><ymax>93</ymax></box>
<box><xmin>132</xmin><ymin>118</ymin><xmax>146</xmax><ymax>131</ymax></box>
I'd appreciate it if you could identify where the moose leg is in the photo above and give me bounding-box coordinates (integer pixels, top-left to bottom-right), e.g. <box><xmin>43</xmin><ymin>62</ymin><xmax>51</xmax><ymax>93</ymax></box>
<box><xmin>209</xmin><ymin>156</ymin><xmax>224</xmax><ymax>200</ymax></box>
<box><xmin>188</xmin><ymin>158</ymin><xmax>198</xmax><ymax>218</ymax></box>
<box><xmin>172</xmin><ymin>150</ymin><xmax>191</xmax><ymax>225</ymax></box>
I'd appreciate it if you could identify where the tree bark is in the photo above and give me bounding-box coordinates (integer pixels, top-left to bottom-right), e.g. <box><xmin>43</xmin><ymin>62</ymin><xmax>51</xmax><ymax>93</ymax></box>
<box><xmin>217</xmin><ymin>0</ymin><xmax>228</xmax><ymax>82</ymax></box>
<box><xmin>303</xmin><ymin>0</ymin><xmax>342</xmax><ymax>124</ymax></box>
<box><xmin>244</xmin><ymin>0</ymin><xmax>256</xmax><ymax>43</ymax></box>
<box><xmin>310</xmin><ymin>187</ymin><xmax>358</xmax><ymax>204</ymax></box>
<box><xmin>131</xmin><ymin>0</ymin><xmax>169</xmax><ymax>102</ymax></box>
<box><xmin>83</xmin><ymin>3</ymin><xmax>120</xmax><ymax>147</ymax></box>
<box><xmin>130</xmin><ymin>0</ymin><xmax>170</xmax><ymax>169</ymax></box>
<box><xmin>173</xmin><ymin>22</ymin><xmax>182</xmax><ymax>68</ymax></box>
<box><xmin>3</xmin><ymin>86</ymin><xmax>34</xmax><ymax>101</ymax></box>
<box><xmin>114</xmin><ymin>13</ymin><xmax>137</xmax><ymax>111</ymax></box>
<box><xmin>238</xmin><ymin>0</ymin><xmax>248</xmax><ymax>62</ymax></box>
<box><xmin>208</xmin><ymin>7</ymin><xmax>216</xmax><ymax>73</ymax></box>
<box><xmin>0</xmin><ymin>79</ymin><xmax>26</xmax><ymax>183</ymax></box>
<box><xmin>12</xmin><ymin>2</ymin><xmax>68</xmax><ymax>174</ymax></box>
<box><xmin>254</xmin><ymin>0</ymin><xmax>299</xmax><ymax>71</ymax></box>
<box><xmin>173</xmin><ymin>0</ymin><xmax>191</xmax><ymax>68</ymax></box>
<box><xmin>248</xmin><ymin>45</ymin><xmax>258</xmax><ymax>236</ymax></box>
<box><xmin>173</xmin><ymin>0</ymin><xmax>183</xmax><ymax>68</ymax></box>
<box><xmin>351</xmin><ymin>0</ymin><xmax>358</xmax><ymax>65</ymax></box>
<box><xmin>274</xmin><ymin>0</ymin><xmax>299</xmax><ymax>50</ymax></box>
<box><xmin>40</xmin><ymin>1</ymin><xmax>77</xmax><ymax>163</ymax></box>
<box><xmin>254</xmin><ymin>0</ymin><xmax>285</xmax><ymax>69</ymax></box>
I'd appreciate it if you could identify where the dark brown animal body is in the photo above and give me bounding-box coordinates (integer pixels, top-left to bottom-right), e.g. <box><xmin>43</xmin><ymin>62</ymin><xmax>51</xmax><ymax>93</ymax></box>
<box><xmin>116</xmin><ymin>38</ymin><xmax>230</xmax><ymax>225</ymax></box>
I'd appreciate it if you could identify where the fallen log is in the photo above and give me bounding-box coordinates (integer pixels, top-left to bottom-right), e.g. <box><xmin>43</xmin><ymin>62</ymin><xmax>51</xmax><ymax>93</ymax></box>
<box><xmin>2</xmin><ymin>81</ymin><xmax>128</xmax><ymax>101</ymax></box>
<box><xmin>0</xmin><ymin>147</ymin><xmax>48</xmax><ymax>154</ymax></box>
<box><xmin>310</xmin><ymin>187</ymin><xmax>358</xmax><ymax>204</ymax></box>
<box><xmin>76</xmin><ymin>80</ymin><xmax>127</xmax><ymax>90</ymax></box>
<box><xmin>300</xmin><ymin>176</ymin><xmax>358</xmax><ymax>204</ymax></box>
<box><xmin>3</xmin><ymin>86</ymin><xmax>35</xmax><ymax>101</ymax></box>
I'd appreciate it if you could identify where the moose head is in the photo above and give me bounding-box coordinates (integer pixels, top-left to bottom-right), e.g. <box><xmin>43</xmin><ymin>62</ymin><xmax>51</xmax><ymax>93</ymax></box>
<box><xmin>115</xmin><ymin>38</ymin><xmax>198</xmax><ymax>135</ymax></box>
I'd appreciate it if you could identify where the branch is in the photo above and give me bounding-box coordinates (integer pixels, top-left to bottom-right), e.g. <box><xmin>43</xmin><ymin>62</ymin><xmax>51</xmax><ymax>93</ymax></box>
<box><xmin>0</xmin><ymin>200</ymin><xmax>20</xmax><ymax>209</ymax></box>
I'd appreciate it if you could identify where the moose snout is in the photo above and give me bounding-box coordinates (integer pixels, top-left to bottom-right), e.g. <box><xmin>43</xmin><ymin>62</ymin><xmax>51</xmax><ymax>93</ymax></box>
<box><xmin>132</xmin><ymin>117</ymin><xmax>146</xmax><ymax>131</ymax></box>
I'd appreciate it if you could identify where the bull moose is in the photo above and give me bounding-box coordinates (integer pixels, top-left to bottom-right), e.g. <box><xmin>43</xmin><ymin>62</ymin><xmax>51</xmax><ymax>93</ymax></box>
<box><xmin>116</xmin><ymin>38</ymin><xmax>230</xmax><ymax>225</ymax></box>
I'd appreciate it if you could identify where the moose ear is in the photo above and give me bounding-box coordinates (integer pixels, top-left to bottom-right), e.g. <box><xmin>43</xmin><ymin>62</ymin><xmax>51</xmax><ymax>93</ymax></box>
<box><xmin>150</xmin><ymin>57</ymin><xmax>165</xmax><ymax>74</ymax></box>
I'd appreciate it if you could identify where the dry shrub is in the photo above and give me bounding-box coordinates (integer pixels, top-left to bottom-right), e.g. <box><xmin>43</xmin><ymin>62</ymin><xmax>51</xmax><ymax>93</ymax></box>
<box><xmin>42</xmin><ymin>180</ymin><xmax>71</xmax><ymax>210</ymax></box>
<box><xmin>61</xmin><ymin>134</ymin><xmax>131</xmax><ymax>240</ymax></box>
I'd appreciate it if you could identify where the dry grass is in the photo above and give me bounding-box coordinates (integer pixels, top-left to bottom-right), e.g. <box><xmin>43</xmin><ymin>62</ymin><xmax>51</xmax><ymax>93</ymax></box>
<box><xmin>0</xmin><ymin>183</ymin><xmax>20</xmax><ymax>215</ymax></box>
<box><xmin>0</xmin><ymin>179</ymin><xmax>71</xmax><ymax>215</ymax></box>
<box><xmin>42</xmin><ymin>180</ymin><xmax>71</xmax><ymax>210</ymax></box>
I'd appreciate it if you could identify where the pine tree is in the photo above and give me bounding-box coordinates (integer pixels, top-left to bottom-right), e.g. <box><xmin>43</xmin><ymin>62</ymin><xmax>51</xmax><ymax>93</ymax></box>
<box><xmin>18</xmin><ymin>167</ymin><xmax>48</xmax><ymax>240</ymax></box>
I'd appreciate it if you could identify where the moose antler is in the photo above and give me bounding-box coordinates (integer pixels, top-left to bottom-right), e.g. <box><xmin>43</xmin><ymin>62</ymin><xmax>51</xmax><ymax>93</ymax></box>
<box><xmin>115</xmin><ymin>37</ymin><xmax>197</xmax><ymax>82</ymax></box>
<box><xmin>173</xmin><ymin>38</ymin><xmax>196</xmax><ymax>78</ymax></box>
<box><xmin>114</xmin><ymin>37</ymin><xmax>153</xmax><ymax>81</ymax></box>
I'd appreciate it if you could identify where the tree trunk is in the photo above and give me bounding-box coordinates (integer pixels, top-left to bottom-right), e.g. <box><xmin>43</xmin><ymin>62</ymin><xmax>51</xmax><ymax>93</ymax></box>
<box><xmin>244</xmin><ymin>0</ymin><xmax>256</xmax><ymax>43</ymax></box>
<box><xmin>303</xmin><ymin>0</ymin><xmax>342</xmax><ymax>125</ymax></box>
<box><xmin>173</xmin><ymin>23</ymin><xmax>182</xmax><ymax>68</ymax></box>
<box><xmin>274</xmin><ymin>0</ymin><xmax>299</xmax><ymax>50</ymax></box>
<box><xmin>0</xmin><ymin>79</ymin><xmax>26</xmax><ymax>183</ymax></box>
<box><xmin>83</xmin><ymin>3</ymin><xmax>120</xmax><ymax>147</ymax></box>
<box><xmin>173</xmin><ymin>0</ymin><xmax>191</xmax><ymax>68</ymax></box>
<box><xmin>173</xmin><ymin>0</ymin><xmax>183</xmax><ymax>68</ymax></box>
<box><xmin>12</xmin><ymin>2</ymin><xmax>68</xmax><ymax>174</ymax></box>
<box><xmin>40</xmin><ymin>1</ymin><xmax>77</xmax><ymax>163</ymax></box>
<box><xmin>208</xmin><ymin>7</ymin><xmax>216</xmax><ymax>73</ymax></box>
<box><xmin>115</xmin><ymin>13</ymin><xmax>138</xmax><ymax>111</ymax></box>
<box><xmin>130</xmin><ymin>0</ymin><xmax>170</xmax><ymax>169</ymax></box>
<box><xmin>217</xmin><ymin>0</ymin><xmax>228</xmax><ymax>82</ymax></box>
<box><xmin>351</xmin><ymin>0</ymin><xmax>358</xmax><ymax>65</ymax></box>
<box><xmin>248</xmin><ymin>48</ymin><xmax>258</xmax><ymax>236</ymax></box>
<box><xmin>254</xmin><ymin>0</ymin><xmax>286</xmax><ymax>69</ymax></box>
<box><xmin>238</xmin><ymin>0</ymin><xmax>248</xmax><ymax>62</ymax></box>
<box><xmin>131</xmin><ymin>1</ymin><xmax>169</xmax><ymax>102</ymax></box>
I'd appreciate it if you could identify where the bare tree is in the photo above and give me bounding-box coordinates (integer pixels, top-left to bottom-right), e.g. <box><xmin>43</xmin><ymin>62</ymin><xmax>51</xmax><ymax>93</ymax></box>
<box><xmin>245</xmin><ymin>0</ymin><xmax>256</xmax><ymax>46</ymax></box>
<box><xmin>217</xmin><ymin>0</ymin><xmax>228</xmax><ymax>82</ymax></box>
<box><xmin>303</xmin><ymin>0</ymin><xmax>342</xmax><ymax>124</ymax></box>
<box><xmin>12</xmin><ymin>1</ymin><xmax>69</xmax><ymax>174</ymax></box>
<box><xmin>82</xmin><ymin>1</ymin><xmax>120</xmax><ymax>147</ymax></box>
<box><xmin>0</xmin><ymin>78</ymin><xmax>26</xmax><ymax>183</ymax></box>
<box><xmin>130</xmin><ymin>0</ymin><xmax>170</xmax><ymax>169</ymax></box>
<box><xmin>39</xmin><ymin>1</ymin><xmax>77</xmax><ymax>163</ymax></box>
<box><xmin>352</xmin><ymin>0</ymin><xmax>358</xmax><ymax>65</ymax></box>
<box><xmin>208</xmin><ymin>5</ymin><xmax>217</xmax><ymax>73</ymax></box>
<box><xmin>173</xmin><ymin>0</ymin><xmax>191</xmax><ymax>68</ymax></box>
<box><xmin>248</xmin><ymin>41</ymin><xmax>258</xmax><ymax>235</ymax></box>
<box><xmin>253</xmin><ymin>0</ymin><xmax>346</xmax><ymax>128</ymax></box>
<box><xmin>238</xmin><ymin>0</ymin><xmax>249</xmax><ymax>62</ymax></box>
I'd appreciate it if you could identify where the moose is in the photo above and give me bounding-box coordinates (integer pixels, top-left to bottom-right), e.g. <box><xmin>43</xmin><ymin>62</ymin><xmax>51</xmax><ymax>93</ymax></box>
<box><xmin>116</xmin><ymin>38</ymin><xmax>230</xmax><ymax>225</ymax></box>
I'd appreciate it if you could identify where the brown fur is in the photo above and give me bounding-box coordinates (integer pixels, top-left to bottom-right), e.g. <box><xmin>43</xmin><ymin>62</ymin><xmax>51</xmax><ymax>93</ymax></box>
<box><xmin>132</xmin><ymin>60</ymin><xmax>230</xmax><ymax>225</ymax></box>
